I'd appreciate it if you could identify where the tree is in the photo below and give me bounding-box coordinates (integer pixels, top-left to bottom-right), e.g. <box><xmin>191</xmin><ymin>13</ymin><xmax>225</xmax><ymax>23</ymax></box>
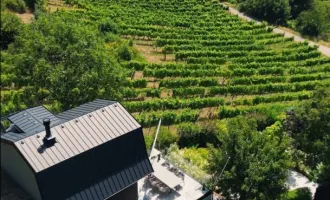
<box><xmin>5</xmin><ymin>13</ymin><xmax>126</xmax><ymax>110</ymax></box>
<box><xmin>289</xmin><ymin>0</ymin><xmax>313</xmax><ymax>19</ymax></box>
<box><xmin>296</xmin><ymin>0</ymin><xmax>330</xmax><ymax>37</ymax></box>
<box><xmin>118</xmin><ymin>44</ymin><xmax>132</xmax><ymax>61</ymax></box>
<box><xmin>208</xmin><ymin>116</ymin><xmax>292</xmax><ymax>199</ymax></box>
<box><xmin>286</xmin><ymin>187</ymin><xmax>312</xmax><ymax>200</ymax></box>
<box><xmin>239</xmin><ymin>0</ymin><xmax>291</xmax><ymax>24</ymax></box>
<box><xmin>285</xmin><ymin>87</ymin><xmax>330</xmax><ymax>183</ymax></box>
<box><xmin>0</xmin><ymin>12</ymin><xmax>23</xmax><ymax>49</ymax></box>
<box><xmin>1</xmin><ymin>0</ymin><xmax>27</xmax><ymax>13</ymax></box>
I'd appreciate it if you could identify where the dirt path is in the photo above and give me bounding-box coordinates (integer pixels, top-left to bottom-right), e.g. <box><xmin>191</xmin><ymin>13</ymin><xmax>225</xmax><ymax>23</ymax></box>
<box><xmin>222</xmin><ymin>4</ymin><xmax>330</xmax><ymax>57</ymax></box>
<box><xmin>14</xmin><ymin>10</ymin><xmax>34</xmax><ymax>24</ymax></box>
<box><xmin>135</xmin><ymin>44</ymin><xmax>175</xmax><ymax>63</ymax></box>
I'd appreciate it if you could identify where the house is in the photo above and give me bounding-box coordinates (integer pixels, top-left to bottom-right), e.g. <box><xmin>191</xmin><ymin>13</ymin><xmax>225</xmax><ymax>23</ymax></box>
<box><xmin>1</xmin><ymin>99</ymin><xmax>153</xmax><ymax>200</ymax></box>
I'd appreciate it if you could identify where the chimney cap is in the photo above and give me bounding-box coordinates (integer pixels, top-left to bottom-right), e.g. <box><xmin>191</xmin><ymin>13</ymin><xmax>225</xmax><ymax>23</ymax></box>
<box><xmin>43</xmin><ymin>118</ymin><xmax>50</xmax><ymax>125</ymax></box>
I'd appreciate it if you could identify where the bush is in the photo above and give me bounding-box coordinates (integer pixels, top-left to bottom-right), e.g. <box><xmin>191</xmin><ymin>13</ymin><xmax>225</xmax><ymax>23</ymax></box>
<box><xmin>156</xmin><ymin>127</ymin><xmax>178</xmax><ymax>149</ymax></box>
<box><xmin>289</xmin><ymin>0</ymin><xmax>313</xmax><ymax>19</ymax></box>
<box><xmin>104</xmin><ymin>32</ymin><xmax>120</xmax><ymax>43</ymax></box>
<box><xmin>118</xmin><ymin>45</ymin><xmax>132</xmax><ymax>61</ymax></box>
<box><xmin>144</xmin><ymin>134</ymin><xmax>154</xmax><ymax>152</ymax></box>
<box><xmin>3</xmin><ymin>0</ymin><xmax>27</xmax><ymax>13</ymax></box>
<box><xmin>296</xmin><ymin>0</ymin><xmax>330</xmax><ymax>38</ymax></box>
<box><xmin>296</xmin><ymin>10</ymin><xmax>321</xmax><ymax>36</ymax></box>
<box><xmin>98</xmin><ymin>20</ymin><xmax>118</xmax><ymax>34</ymax></box>
<box><xmin>286</xmin><ymin>187</ymin><xmax>312</xmax><ymax>200</ymax></box>
<box><xmin>239</xmin><ymin>0</ymin><xmax>291</xmax><ymax>24</ymax></box>
<box><xmin>0</xmin><ymin>12</ymin><xmax>23</xmax><ymax>49</ymax></box>
<box><xmin>177</xmin><ymin>121</ymin><xmax>220</xmax><ymax>148</ymax></box>
<box><xmin>177</xmin><ymin>122</ymin><xmax>201</xmax><ymax>148</ymax></box>
<box><xmin>23</xmin><ymin>0</ymin><xmax>36</xmax><ymax>10</ymax></box>
<box><xmin>128</xmin><ymin>39</ymin><xmax>134</xmax><ymax>47</ymax></box>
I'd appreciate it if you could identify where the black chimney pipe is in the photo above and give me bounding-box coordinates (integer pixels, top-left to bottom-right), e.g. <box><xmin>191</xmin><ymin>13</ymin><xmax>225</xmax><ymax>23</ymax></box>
<box><xmin>42</xmin><ymin>118</ymin><xmax>56</xmax><ymax>147</ymax></box>
<box><xmin>43</xmin><ymin>118</ymin><xmax>51</xmax><ymax>138</ymax></box>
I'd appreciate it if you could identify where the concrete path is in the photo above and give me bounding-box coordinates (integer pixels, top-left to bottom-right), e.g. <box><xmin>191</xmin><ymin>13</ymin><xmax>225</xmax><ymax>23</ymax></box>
<box><xmin>222</xmin><ymin>4</ymin><xmax>330</xmax><ymax>57</ymax></box>
<box><xmin>286</xmin><ymin>170</ymin><xmax>318</xmax><ymax>197</ymax></box>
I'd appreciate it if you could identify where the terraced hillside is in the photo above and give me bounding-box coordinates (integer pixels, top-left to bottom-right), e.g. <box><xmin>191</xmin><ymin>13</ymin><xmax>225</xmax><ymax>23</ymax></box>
<box><xmin>57</xmin><ymin>0</ymin><xmax>330</xmax><ymax>128</ymax></box>
<box><xmin>2</xmin><ymin>0</ymin><xmax>330</xmax><ymax>127</ymax></box>
<box><xmin>1</xmin><ymin>0</ymin><xmax>330</xmax><ymax>195</ymax></box>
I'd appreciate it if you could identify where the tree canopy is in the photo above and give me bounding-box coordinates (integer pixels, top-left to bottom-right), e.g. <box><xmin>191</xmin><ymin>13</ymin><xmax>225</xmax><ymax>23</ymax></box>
<box><xmin>237</xmin><ymin>0</ymin><xmax>330</xmax><ymax>40</ymax></box>
<box><xmin>239</xmin><ymin>0</ymin><xmax>291</xmax><ymax>24</ymax></box>
<box><xmin>3</xmin><ymin>13</ymin><xmax>126</xmax><ymax>110</ymax></box>
<box><xmin>285</xmin><ymin>87</ymin><xmax>330</xmax><ymax>183</ymax></box>
<box><xmin>296</xmin><ymin>0</ymin><xmax>330</xmax><ymax>37</ymax></box>
<box><xmin>0</xmin><ymin>12</ymin><xmax>23</xmax><ymax>50</ymax></box>
<box><xmin>208</xmin><ymin>116</ymin><xmax>293</xmax><ymax>199</ymax></box>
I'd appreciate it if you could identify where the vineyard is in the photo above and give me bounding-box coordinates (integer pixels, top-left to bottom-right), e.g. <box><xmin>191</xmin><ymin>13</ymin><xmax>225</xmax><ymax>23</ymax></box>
<box><xmin>1</xmin><ymin>0</ymin><xmax>330</xmax><ymax>196</ymax></box>
<box><xmin>2</xmin><ymin>0</ymin><xmax>330</xmax><ymax>127</ymax></box>
<box><xmin>64</xmin><ymin>0</ymin><xmax>329</xmax><ymax>126</ymax></box>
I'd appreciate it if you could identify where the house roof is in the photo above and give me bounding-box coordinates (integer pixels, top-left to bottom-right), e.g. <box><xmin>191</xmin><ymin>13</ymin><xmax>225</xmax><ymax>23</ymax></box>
<box><xmin>1</xmin><ymin>106</ymin><xmax>62</xmax><ymax>142</ymax></box>
<box><xmin>1</xmin><ymin>99</ymin><xmax>153</xmax><ymax>200</ymax></box>
<box><xmin>57</xmin><ymin>99</ymin><xmax>116</xmax><ymax>122</ymax></box>
<box><xmin>15</xmin><ymin>102</ymin><xmax>141</xmax><ymax>173</ymax></box>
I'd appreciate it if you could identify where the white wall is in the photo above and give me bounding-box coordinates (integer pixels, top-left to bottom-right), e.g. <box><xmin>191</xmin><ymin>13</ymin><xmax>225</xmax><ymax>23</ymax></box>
<box><xmin>1</xmin><ymin>142</ymin><xmax>42</xmax><ymax>200</ymax></box>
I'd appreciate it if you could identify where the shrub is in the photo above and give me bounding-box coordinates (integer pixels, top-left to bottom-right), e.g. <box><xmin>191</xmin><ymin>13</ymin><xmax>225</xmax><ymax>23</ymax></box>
<box><xmin>128</xmin><ymin>39</ymin><xmax>134</xmax><ymax>47</ymax></box>
<box><xmin>177</xmin><ymin>122</ymin><xmax>201</xmax><ymax>148</ymax></box>
<box><xmin>0</xmin><ymin>12</ymin><xmax>23</xmax><ymax>49</ymax></box>
<box><xmin>118</xmin><ymin>45</ymin><xmax>132</xmax><ymax>61</ymax></box>
<box><xmin>177</xmin><ymin>121</ymin><xmax>220</xmax><ymax>148</ymax></box>
<box><xmin>4</xmin><ymin>0</ymin><xmax>27</xmax><ymax>13</ymax></box>
<box><xmin>286</xmin><ymin>187</ymin><xmax>312</xmax><ymax>200</ymax></box>
<box><xmin>239</xmin><ymin>0</ymin><xmax>291</xmax><ymax>24</ymax></box>
<box><xmin>104</xmin><ymin>32</ymin><xmax>120</xmax><ymax>43</ymax></box>
<box><xmin>157</xmin><ymin>127</ymin><xmax>178</xmax><ymax>149</ymax></box>
<box><xmin>144</xmin><ymin>134</ymin><xmax>154</xmax><ymax>152</ymax></box>
<box><xmin>296</xmin><ymin>10</ymin><xmax>322</xmax><ymax>36</ymax></box>
<box><xmin>296</xmin><ymin>0</ymin><xmax>330</xmax><ymax>38</ymax></box>
<box><xmin>98</xmin><ymin>20</ymin><xmax>118</xmax><ymax>34</ymax></box>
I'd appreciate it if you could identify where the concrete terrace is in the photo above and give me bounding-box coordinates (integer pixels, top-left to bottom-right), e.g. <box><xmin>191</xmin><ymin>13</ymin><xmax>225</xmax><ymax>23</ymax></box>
<box><xmin>138</xmin><ymin>149</ymin><xmax>211</xmax><ymax>200</ymax></box>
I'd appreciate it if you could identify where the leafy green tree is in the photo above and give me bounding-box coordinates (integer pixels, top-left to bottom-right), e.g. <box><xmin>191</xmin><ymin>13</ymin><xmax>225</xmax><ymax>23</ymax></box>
<box><xmin>208</xmin><ymin>116</ymin><xmax>292</xmax><ymax>199</ymax></box>
<box><xmin>0</xmin><ymin>12</ymin><xmax>23</xmax><ymax>49</ymax></box>
<box><xmin>5</xmin><ymin>14</ymin><xmax>126</xmax><ymax>110</ymax></box>
<box><xmin>239</xmin><ymin>0</ymin><xmax>291</xmax><ymax>24</ymax></box>
<box><xmin>285</xmin><ymin>87</ymin><xmax>330</xmax><ymax>183</ymax></box>
<box><xmin>2</xmin><ymin>0</ymin><xmax>27</xmax><ymax>13</ymax></box>
<box><xmin>118</xmin><ymin>44</ymin><xmax>132</xmax><ymax>61</ymax></box>
<box><xmin>296</xmin><ymin>0</ymin><xmax>330</xmax><ymax>37</ymax></box>
<box><xmin>286</xmin><ymin>187</ymin><xmax>312</xmax><ymax>200</ymax></box>
<box><xmin>289</xmin><ymin>0</ymin><xmax>313</xmax><ymax>19</ymax></box>
<box><xmin>98</xmin><ymin>19</ymin><xmax>118</xmax><ymax>34</ymax></box>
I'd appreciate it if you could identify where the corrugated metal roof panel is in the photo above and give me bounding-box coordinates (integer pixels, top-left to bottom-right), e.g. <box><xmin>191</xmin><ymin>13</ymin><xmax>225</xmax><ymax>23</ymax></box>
<box><xmin>15</xmin><ymin>102</ymin><xmax>141</xmax><ymax>173</ymax></box>
<box><xmin>2</xmin><ymin>106</ymin><xmax>62</xmax><ymax>142</ymax></box>
<box><xmin>1</xmin><ymin>132</ymin><xmax>25</xmax><ymax>141</ymax></box>
<box><xmin>57</xmin><ymin>99</ymin><xmax>116</xmax><ymax>122</ymax></box>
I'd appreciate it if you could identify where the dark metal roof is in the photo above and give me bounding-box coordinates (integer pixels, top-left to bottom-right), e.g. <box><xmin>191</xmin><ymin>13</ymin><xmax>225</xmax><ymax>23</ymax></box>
<box><xmin>36</xmin><ymin>128</ymin><xmax>152</xmax><ymax>200</ymax></box>
<box><xmin>0</xmin><ymin>99</ymin><xmax>115</xmax><ymax>143</ymax></box>
<box><xmin>57</xmin><ymin>99</ymin><xmax>116</xmax><ymax>122</ymax></box>
<box><xmin>1</xmin><ymin>106</ymin><xmax>62</xmax><ymax>142</ymax></box>
<box><xmin>1</xmin><ymin>99</ymin><xmax>153</xmax><ymax>200</ymax></box>
<box><xmin>15</xmin><ymin>102</ymin><xmax>141</xmax><ymax>172</ymax></box>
